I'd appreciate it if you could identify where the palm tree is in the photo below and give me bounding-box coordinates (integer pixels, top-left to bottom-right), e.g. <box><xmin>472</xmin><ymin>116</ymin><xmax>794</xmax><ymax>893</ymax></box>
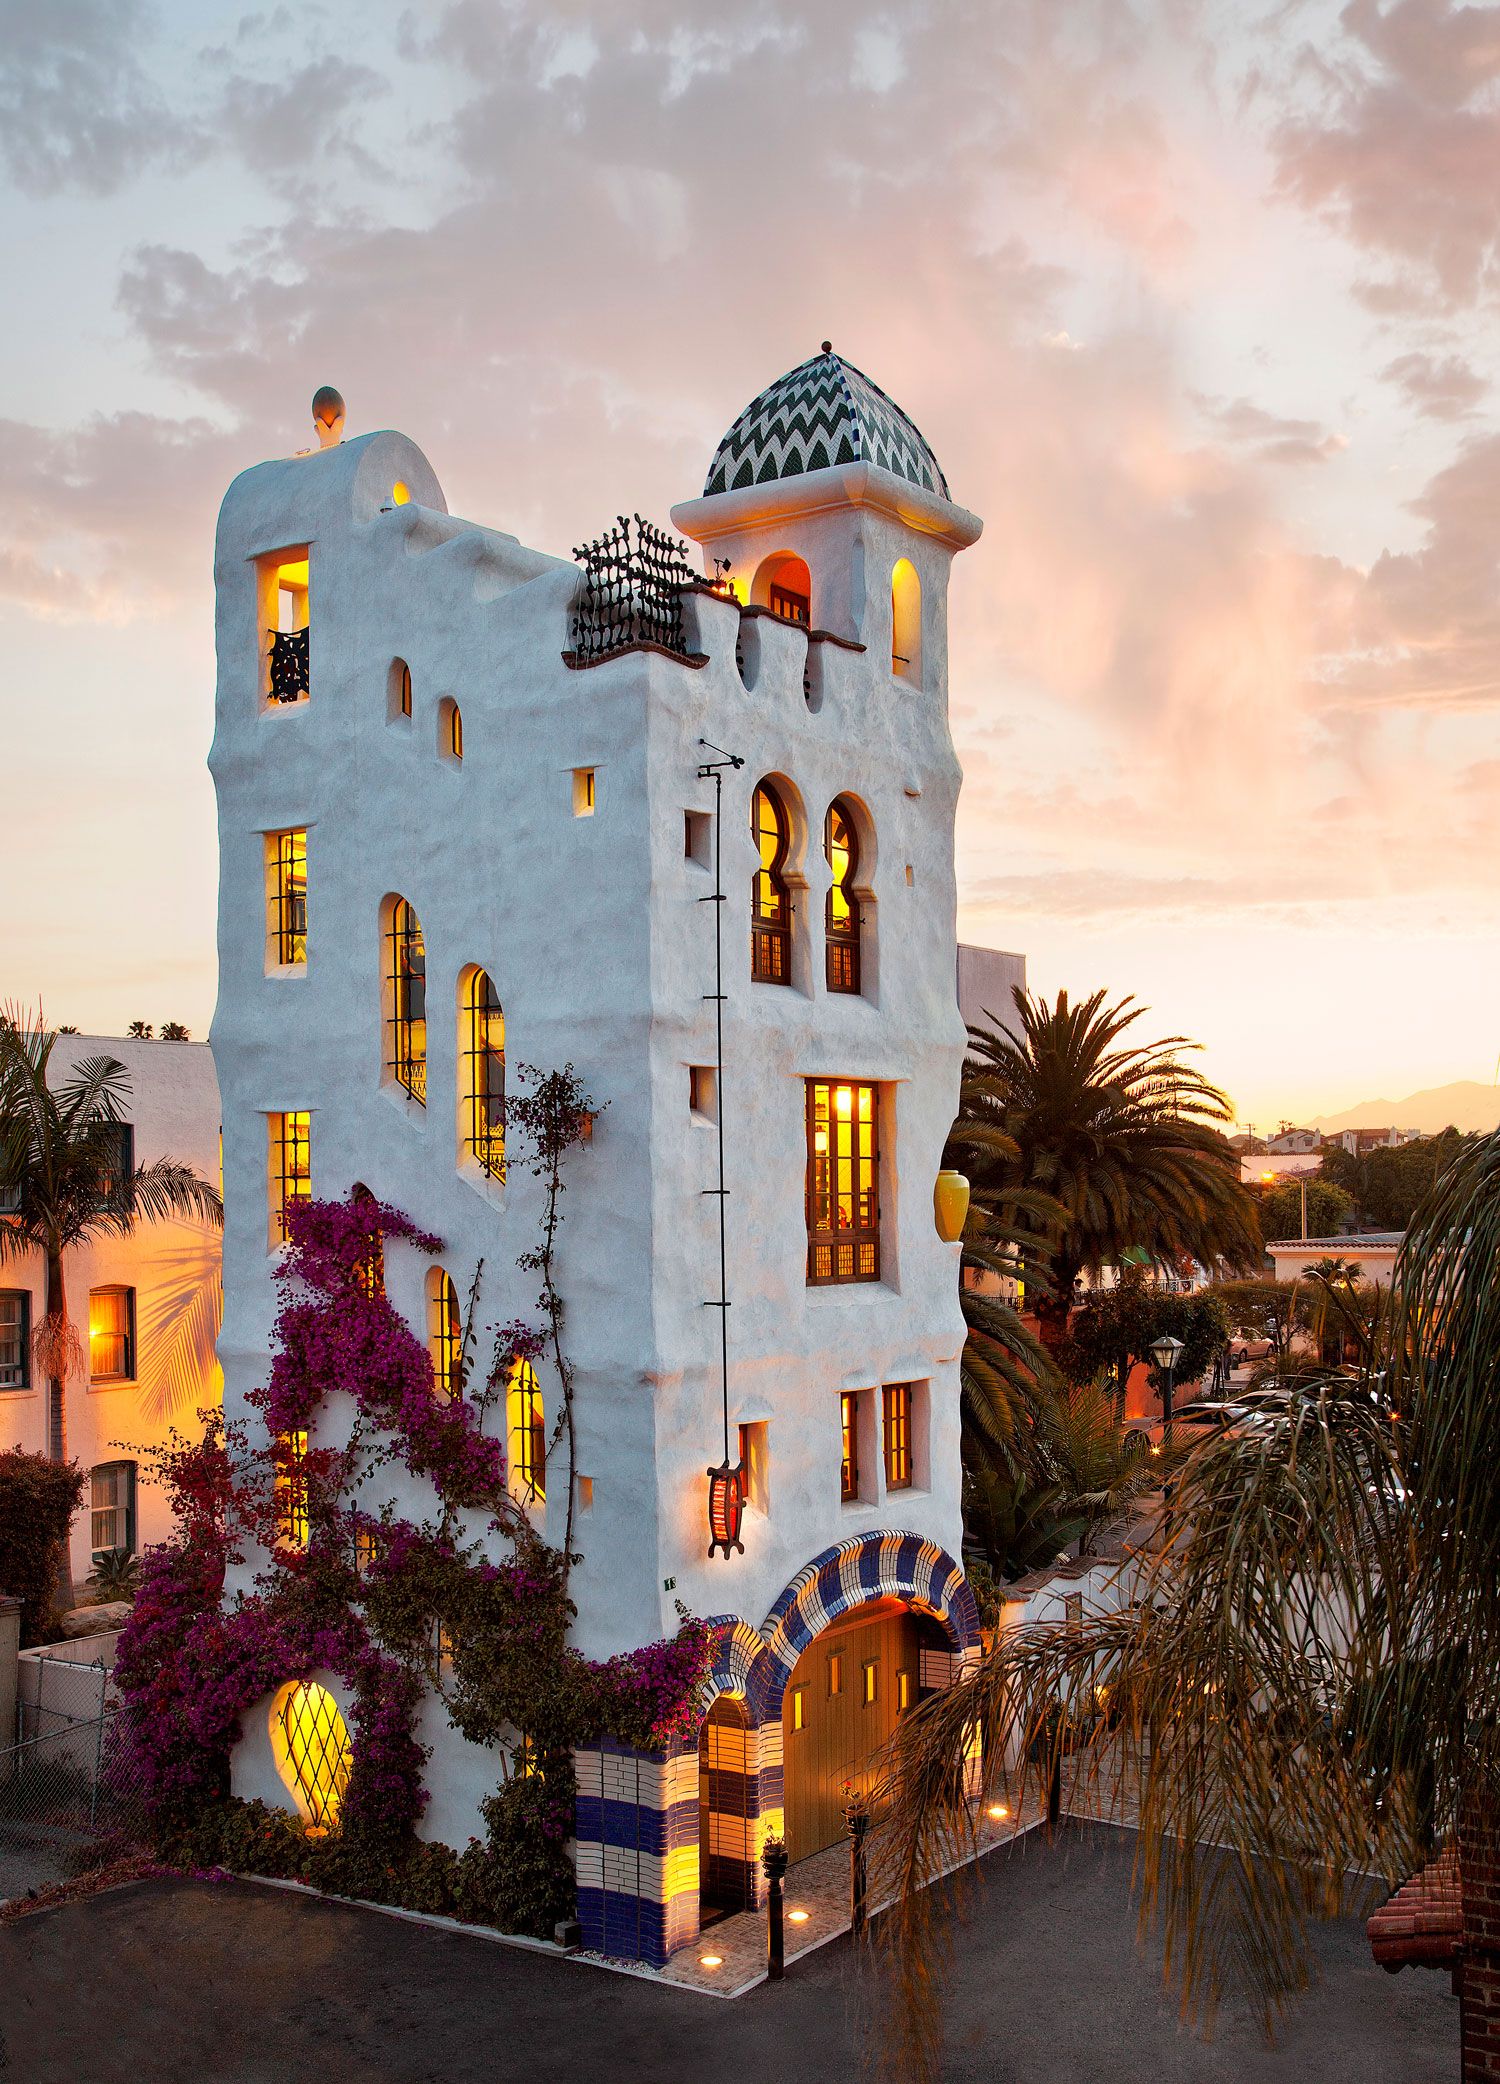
<box><xmin>951</xmin><ymin>989</ymin><xmax>1260</xmax><ymax>1355</ymax></box>
<box><xmin>878</xmin><ymin>1129</ymin><xmax>1500</xmax><ymax>2082</ymax></box>
<box><xmin>0</xmin><ymin>1013</ymin><xmax>222</xmax><ymax>1599</ymax></box>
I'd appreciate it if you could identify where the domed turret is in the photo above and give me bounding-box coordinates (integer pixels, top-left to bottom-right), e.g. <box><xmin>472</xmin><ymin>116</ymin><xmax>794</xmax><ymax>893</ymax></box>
<box><xmin>704</xmin><ymin>345</ymin><xmax>949</xmax><ymax>501</ymax></box>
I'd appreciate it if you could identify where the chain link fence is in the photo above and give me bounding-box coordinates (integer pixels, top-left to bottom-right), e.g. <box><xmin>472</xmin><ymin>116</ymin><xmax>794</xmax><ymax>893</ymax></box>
<box><xmin>1</xmin><ymin>1660</ymin><xmax>150</xmax><ymax>1904</ymax></box>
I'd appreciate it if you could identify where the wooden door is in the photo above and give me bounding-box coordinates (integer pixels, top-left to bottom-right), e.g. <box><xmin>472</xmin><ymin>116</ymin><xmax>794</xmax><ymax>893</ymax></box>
<box><xmin>699</xmin><ymin>1696</ymin><xmax>756</xmax><ymax>1917</ymax></box>
<box><xmin>781</xmin><ymin>1605</ymin><xmax>921</xmax><ymax>1861</ymax></box>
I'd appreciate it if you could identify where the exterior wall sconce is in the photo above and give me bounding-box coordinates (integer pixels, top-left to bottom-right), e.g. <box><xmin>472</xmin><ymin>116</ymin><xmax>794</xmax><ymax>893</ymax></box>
<box><xmin>707</xmin><ymin>1459</ymin><xmax>746</xmax><ymax>1557</ymax></box>
<box><xmin>933</xmin><ymin>1169</ymin><xmax>970</xmax><ymax>1242</ymax></box>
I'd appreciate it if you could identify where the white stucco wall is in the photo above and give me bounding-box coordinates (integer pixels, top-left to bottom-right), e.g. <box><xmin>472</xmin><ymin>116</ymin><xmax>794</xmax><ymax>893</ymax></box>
<box><xmin>211</xmin><ymin>424</ymin><xmax>982</xmax><ymax>1839</ymax></box>
<box><xmin>0</xmin><ymin>1035</ymin><xmax>222</xmax><ymax>1581</ymax></box>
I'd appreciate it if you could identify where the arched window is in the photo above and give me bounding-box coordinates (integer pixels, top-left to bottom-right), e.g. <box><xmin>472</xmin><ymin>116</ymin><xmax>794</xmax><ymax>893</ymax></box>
<box><xmin>428</xmin><ymin>1267</ymin><xmax>463</xmax><ymax>1397</ymax></box>
<box><xmin>389</xmin><ymin>657</ymin><xmax>413</xmax><ymax>721</ymax></box>
<box><xmin>891</xmin><ymin>559</ymin><xmax>922</xmax><ymax>684</ymax></box>
<box><xmin>751</xmin><ymin>783</ymin><xmax>792</xmax><ymax>984</ymax></box>
<box><xmin>459</xmin><ymin>969</ymin><xmax>505</xmax><ymax>1179</ymax></box>
<box><xmin>754</xmin><ymin>551</ymin><xmax>811</xmax><ymax>626</ymax></box>
<box><xmin>351</xmin><ymin>1182</ymin><xmax>383</xmax><ymax>1295</ymax></box>
<box><xmin>508</xmin><ymin>1359</ymin><xmax>546</xmax><ymax>1506</ymax></box>
<box><xmin>386</xmin><ymin>898</ymin><xmax>427</xmax><ymax>1103</ymax></box>
<box><xmin>439</xmin><ymin>697</ymin><xmax>463</xmax><ymax>762</ymax></box>
<box><xmin>824</xmin><ymin>798</ymin><xmax>862</xmax><ymax>994</ymax></box>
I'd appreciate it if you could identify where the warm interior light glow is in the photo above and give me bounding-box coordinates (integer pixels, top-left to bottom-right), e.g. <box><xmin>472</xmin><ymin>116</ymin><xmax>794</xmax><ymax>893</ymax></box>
<box><xmin>834</xmin><ymin>1086</ymin><xmax>854</xmax><ymax>1118</ymax></box>
<box><xmin>391</xmin><ymin>481</ymin><xmax>410</xmax><ymax>506</ymax></box>
<box><xmin>274</xmin><ymin>1680</ymin><xmax>351</xmax><ymax>1827</ymax></box>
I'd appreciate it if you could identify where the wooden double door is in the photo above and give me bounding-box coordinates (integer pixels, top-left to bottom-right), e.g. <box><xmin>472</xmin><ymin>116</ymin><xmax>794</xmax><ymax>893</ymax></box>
<box><xmin>781</xmin><ymin>1601</ymin><xmax>923</xmax><ymax>1861</ymax></box>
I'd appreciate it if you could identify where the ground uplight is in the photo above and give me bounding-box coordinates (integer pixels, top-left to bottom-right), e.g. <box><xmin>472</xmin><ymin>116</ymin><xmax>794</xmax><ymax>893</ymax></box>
<box><xmin>699</xmin><ymin>1954</ymin><xmax>723</xmax><ymax>1969</ymax></box>
<box><xmin>788</xmin><ymin>1909</ymin><xmax>810</xmax><ymax>1924</ymax></box>
<box><xmin>987</xmin><ymin>1803</ymin><xmax>1009</xmax><ymax>1819</ymax></box>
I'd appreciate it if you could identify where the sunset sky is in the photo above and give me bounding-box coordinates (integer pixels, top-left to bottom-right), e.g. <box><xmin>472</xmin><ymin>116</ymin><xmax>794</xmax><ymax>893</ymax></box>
<box><xmin>4</xmin><ymin>0</ymin><xmax>1498</xmax><ymax>1127</ymax></box>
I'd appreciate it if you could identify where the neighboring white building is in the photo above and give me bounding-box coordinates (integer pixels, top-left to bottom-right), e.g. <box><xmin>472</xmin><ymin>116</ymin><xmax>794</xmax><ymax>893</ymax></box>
<box><xmin>0</xmin><ymin>1035</ymin><xmax>222</xmax><ymax>1586</ymax></box>
<box><xmin>1266</xmin><ymin>1233</ymin><xmax>1403</xmax><ymax>1286</ymax></box>
<box><xmin>958</xmin><ymin>942</ymin><xmax>1025</xmax><ymax>1039</ymax></box>
<box><xmin>211</xmin><ymin>350</ymin><xmax>986</xmax><ymax>1963</ymax></box>
<box><xmin>1267</xmin><ymin>1126</ymin><xmax>1320</xmax><ymax>1155</ymax></box>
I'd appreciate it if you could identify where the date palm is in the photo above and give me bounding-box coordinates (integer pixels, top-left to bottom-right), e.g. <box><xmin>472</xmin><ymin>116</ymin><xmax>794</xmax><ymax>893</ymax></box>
<box><xmin>878</xmin><ymin>1129</ymin><xmax>1500</xmax><ymax>2082</ymax></box>
<box><xmin>953</xmin><ymin>988</ymin><xmax>1260</xmax><ymax>1355</ymax></box>
<box><xmin>0</xmin><ymin>1012</ymin><xmax>222</xmax><ymax>1599</ymax></box>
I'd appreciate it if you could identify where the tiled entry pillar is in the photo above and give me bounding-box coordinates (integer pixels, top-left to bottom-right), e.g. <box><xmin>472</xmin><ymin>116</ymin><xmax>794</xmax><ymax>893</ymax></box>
<box><xmin>574</xmin><ymin>1737</ymin><xmax>699</xmax><ymax>1965</ymax></box>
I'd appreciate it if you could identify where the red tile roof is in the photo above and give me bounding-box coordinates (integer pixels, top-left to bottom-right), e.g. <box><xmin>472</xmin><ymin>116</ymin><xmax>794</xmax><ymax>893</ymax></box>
<box><xmin>1367</xmin><ymin>1847</ymin><xmax>1462</xmax><ymax>1973</ymax></box>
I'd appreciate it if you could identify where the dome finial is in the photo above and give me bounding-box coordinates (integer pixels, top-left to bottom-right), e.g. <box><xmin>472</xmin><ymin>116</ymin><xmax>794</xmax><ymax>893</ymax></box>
<box><xmin>311</xmin><ymin>385</ymin><xmax>346</xmax><ymax>449</ymax></box>
<box><xmin>821</xmin><ymin>340</ymin><xmax>832</xmax><ymax>354</ymax></box>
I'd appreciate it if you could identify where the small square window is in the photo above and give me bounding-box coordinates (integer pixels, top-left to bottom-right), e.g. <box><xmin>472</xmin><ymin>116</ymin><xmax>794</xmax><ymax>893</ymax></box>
<box><xmin>572</xmin><ymin>767</ymin><xmax>596</xmax><ymax>817</ymax></box>
<box><xmin>684</xmin><ymin>809</ymin><xmax>712</xmax><ymax>866</ymax></box>
<box><xmin>689</xmin><ymin>1065</ymin><xmax>717</xmax><ymax>1123</ymax></box>
<box><xmin>89</xmin><ymin>1287</ymin><xmax>136</xmax><ymax>1383</ymax></box>
<box><xmin>576</xmin><ymin>1475</ymin><xmax>595</xmax><ymax>1514</ymax></box>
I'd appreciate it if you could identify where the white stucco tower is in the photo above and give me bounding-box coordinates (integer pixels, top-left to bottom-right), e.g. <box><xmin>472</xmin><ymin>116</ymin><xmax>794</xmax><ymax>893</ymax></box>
<box><xmin>210</xmin><ymin>347</ymin><xmax>983</xmax><ymax>1964</ymax></box>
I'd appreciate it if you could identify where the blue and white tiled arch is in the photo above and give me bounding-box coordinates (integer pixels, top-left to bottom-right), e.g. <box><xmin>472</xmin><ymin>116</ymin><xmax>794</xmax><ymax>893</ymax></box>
<box><xmin>575</xmin><ymin>1532</ymin><xmax>978</xmax><ymax>1966</ymax></box>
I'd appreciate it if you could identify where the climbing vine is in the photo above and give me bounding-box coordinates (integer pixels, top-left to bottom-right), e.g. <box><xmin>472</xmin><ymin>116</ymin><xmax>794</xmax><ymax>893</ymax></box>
<box><xmin>114</xmin><ymin>1184</ymin><xmax>715</xmax><ymax>1939</ymax></box>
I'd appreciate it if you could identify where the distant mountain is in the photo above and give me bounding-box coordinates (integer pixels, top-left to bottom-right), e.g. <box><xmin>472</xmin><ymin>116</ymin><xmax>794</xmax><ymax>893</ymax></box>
<box><xmin>1311</xmin><ymin>1082</ymin><xmax>1500</xmax><ymax>1137</ymax></box>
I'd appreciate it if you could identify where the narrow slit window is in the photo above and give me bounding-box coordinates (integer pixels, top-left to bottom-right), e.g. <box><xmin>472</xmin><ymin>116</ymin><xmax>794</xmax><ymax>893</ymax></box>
<box><xmin>863</xmin><ymin>1660</ymin><xmax>878</xmax><ymax>1706</ymax></box>
<box><xmin>263</xmin><ymin>550</ymin><xmax>310</xmax><ymax>705</ymax></box>
<box><xmin>275</xmin><ymin>1429</ymin><xmax>310</xmax><ymax>1547</ymax></box>
<box><xmin>460</xmin><ymin>969</ymin><xmax>505</xmax><ymax>1179</ymax></box>
<box><xmin>266</xmin><ymin>829</ymin><xmax>307</xmax><ymax>968</ymax></box>
<box><xmin>827</xmin><ymin>1652</ymin><xmax>843</xmax><ymax>1699</ymax></box>
<box><xmin>824</xmin><ymin>798</ymin><xmax>862</xmax><ymax>995</ymax></box>
<box><xmin>386</xmin><ymin>898</ymin><xmax>427</xmax><ymax>1103</ymax></box>
<box><xmin>883</xmin><ymin>1383</ymin><xmax>913</xmax><ymax>1491</ymax></box>
<box><xmin>508</xmin><ymin>1359</ymin><xmax>546</xmax><ymax>1506</ymax></box>
<box><xmin>791</xmin><ymin>1685</ymin><xmax>806</xmax><ymax>1733</ymax></box>
<box><xmin>268</xmin><ymin>1111</ymin><xmax>311</xmax><ymax>1244</ymax></box>
<box><xmin>840</xmin><ymin>1390</ymin><xmax>861</xmax><ymax>1501</ymax></box>
<box><xmin>428</xmin><ymin>1268</ymin><xmax>463</xmax><ymax>1398</ymax></box>
<box><xmin>751</xmin><ymin>782</ymin><xmax>792</xmax><ymax>984</ymax></box>
<box><xmin>572</xmin><ymin>767</ymin><xmax>596</xmax><ymax>816</ymax></box>
<box><xmin>806</xmin><ymin>1079</ymin><xmax>879</xmax><ymax>1284</ymax></box>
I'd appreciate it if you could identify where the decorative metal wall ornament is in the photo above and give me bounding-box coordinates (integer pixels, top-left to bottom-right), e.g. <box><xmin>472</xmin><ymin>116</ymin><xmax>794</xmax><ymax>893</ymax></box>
<box><xmin>707</xmin><ymin>1457</ymin><xmax>746</xmax><ymax>1558</ymax></box>
<box><xmin>569</xmin><ymin>513</ymin><xmax>699</xmax><ymax>664</ymax></box>
<box><xmin>268</xmin><ymin>627</ymin><xmax>309</xmax><ymax>701</ymax></box>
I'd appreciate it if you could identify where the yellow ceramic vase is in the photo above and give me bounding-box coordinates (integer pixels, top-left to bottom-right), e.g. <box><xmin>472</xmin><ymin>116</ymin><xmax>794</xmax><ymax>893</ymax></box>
<box><xmin>933</xmin><ymin>1169</ymin><xmax>970</xmax><ymax>1242</ymax></box>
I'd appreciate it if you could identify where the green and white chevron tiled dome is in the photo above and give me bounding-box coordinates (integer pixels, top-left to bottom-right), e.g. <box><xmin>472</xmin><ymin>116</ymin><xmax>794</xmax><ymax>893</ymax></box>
<box><xmin>704</xmin><ymin>346</ymin><xmax>950</xmax><ymax>501</ymax></box>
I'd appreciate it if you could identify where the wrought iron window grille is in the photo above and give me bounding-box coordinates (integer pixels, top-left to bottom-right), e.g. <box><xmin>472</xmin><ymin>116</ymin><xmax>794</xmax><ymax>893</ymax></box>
<box><xmin>268</xmin><ymin>627</ymin><xmax>309</xmax><ymax>703</ymax></box>
<box><xmin>568</xmin><ymin>513</ymin><xmax>699</xmax><ymax>665</ymax></box>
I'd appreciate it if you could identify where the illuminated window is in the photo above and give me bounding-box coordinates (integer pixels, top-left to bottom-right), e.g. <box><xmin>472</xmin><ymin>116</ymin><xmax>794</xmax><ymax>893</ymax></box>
<box><xmin>863</xmin><ymin>1660</ymin><xmax>878</xmax><ymax>1706</ymax></box>
<box><xmin>276</xmin><ymin>1681</ymin><xmax>351</xmax><ymax>1828</ymax></box>
<box><xmin>508</xmin><ymin>1360</ymin><xmax>546</xmax><ymax>1506</ymax></box>
<box><xmin>386</xmin><ymin>898</ymin><xmax>427</xmax><ymax>1103</ymax></box>
<box><xmin>897</xmin><ymin>1668</ymin><xmax>912</xmax><ymax>1712</ymax></box>
<box><xmin>275</xmin><ymin>1430</ymin><xmax>309</xmax><ymax>1547</ymax></box>
<box><xmin>840</xmin><ymin>1391</ymin><xmax>862</xmax><ymax>1501</ymax></box>
<box><xmin>572</xmin><ymin>767</ymin><xmax>596</xmax><ymax>817</ymax></box>
<box><xmin>428</xmin><ymin>1268</ymin><xmax>463</xmax><ymax>1398</ymax></box>
<box><xmin>790</xmin><ymin>1685</ymin><xmax>806</xmax><ymax>1733</ymax></box>
<box><xmin>738</xmin><ymin>1419</ymin><xmax>769</xmax><ymax>1513</ymax></box>
<box><xmin>391</xmin><ymin>481</ymin><xmax>411</xmax><ymax>507</ymax></box>
<box><xmin>261</xmin><ymin>548</ymin><xmax>310</xmax><ymax>705</ymax></box>
<box><xmin>891</xmin><ymin>557</ymin><xmax>922</xmax><ymax>683</ymax></box>
<box><xmin>824</xmin><ymin>798</ymin><xmax>862</xmax><ymax>995</ymax></box>
<box><xmin>390</xmin><ymin>658</ymin><xmax>413</xmax><ymax>720</ymax></box>
<box><xmin>689</xmin><ymin>1065</ymin><xmax>716</xmax><ymax>1122</ymax></box>
<box><xmin>353</xmin><ymin>1526</ymin><xmax>378</xmax><ymax>1575</ymax></box>
<box><xmin>883</xmin><ymin>1383</ymin><xmax>912</xmax><ymax>1491</ymax></box>
<box><xmin>756</xmin><ymin>551</ymin><xmax>811</xmax><ymax>625</ymax></box>
<box><xmin>0</xmin><ymin>1293</ymin><xmax>30</xmax><ymax>1390</ymax></box>
<box><xmin>460</xmin><ymin>968</ymin><xmax>505</xmax><ymax>1180</ymax></box>
<box><xmin>828</xmin><ymin>1652</ymin><xmax>843</xmax><ymax>1698</ymax></box>
<box><xmin>90</xmin><ymin>1460</ymin><xmax>136</xmax><ymax>1556</ymax></box>
<box><xmin>806</xmin><ymin>1079</ymin><xmax>879</xmax><ymax>1284</ymax></box>
<box><xmin>268</xmin><ymin>1112</ymin><xmax>311</xmax><ymax>1244</ymax></box>
<box><xmin>440</xmin><ymin>697</ymin><xmax>463</xmax><ymax>762</ymax></box>
<box><xmin>751</xmin><ymin>782</ymin><xmax>792</xmax><ymax>984</ymax></box>
<box><xmin>265</xmin><ymin>829</ymin><xmax>307</xmax><ymax>968</ymax></box>
<box><xmin>88</xmin><ymin>1287</ymin><xmax>135</xmax><ymax>1382</ymax></box>
<box><xmin>351</xmin><ymin>1182</ymin><xmax>383</xmax><ymax>1296</ymax></box>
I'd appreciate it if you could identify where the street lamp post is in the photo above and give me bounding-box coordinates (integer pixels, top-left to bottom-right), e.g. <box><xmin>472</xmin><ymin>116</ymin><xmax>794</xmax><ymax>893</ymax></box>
<box><xmin>1150</xmin><ymin>1332</ymin><xmax>1185</xmax><ymax>1431</ymax></box>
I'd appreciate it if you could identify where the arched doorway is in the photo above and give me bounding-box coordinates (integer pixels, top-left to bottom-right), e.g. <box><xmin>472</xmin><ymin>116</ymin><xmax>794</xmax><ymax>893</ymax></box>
<box><xmin>780</xmin><ymin>1598</ymin><xmax>947</xmax><ymax>1860</ymax></box>
<box><xmin>699</xmin><ymin>1694</ymin><xmax>756</xmax><ymax>1923</ymax></box>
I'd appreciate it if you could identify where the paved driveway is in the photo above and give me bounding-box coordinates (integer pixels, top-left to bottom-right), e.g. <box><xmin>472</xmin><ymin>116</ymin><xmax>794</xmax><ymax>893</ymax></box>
<box><xmin>1</xmin><ymin>1823</ymin><xmax>1458</xmax><ymax>2084</ymax></box>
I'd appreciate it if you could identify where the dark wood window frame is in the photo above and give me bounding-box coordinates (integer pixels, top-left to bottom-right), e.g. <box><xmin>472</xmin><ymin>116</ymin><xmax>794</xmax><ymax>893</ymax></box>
<box><xmin>386</xmin><ymin>898</ymin><xmax>428</xmax><ymax>1104</ymax></box>
<box><xmin>270</xmin><ymin>1111</ymin><xmax>311</xmax><ymax>1243</ymax></box>
<box><xmin>824</xmin><ymin>798</ymin><xmax>862</xmax><ymax>995</ymax></box>
<box><xmin>90</xmin><ymin>1459</ymin><xmax>137</xmax><ymax>1557</ymax></box>
<box><xmin>268</xmin><ymin>828</ymin><xmax>308</xmax><ymax>967</ymax></box>
<box><xmin>0</xmin><ymin>1290</ymin><xmax>30</xmax><ymax>1391</ymax></box>
<box><xmin>883</xmin><ymin>1382</ymin><xmax>913</xmax><ymax>1491</ymax></box>
<box><xmin>89</xmin><ymin>1285</ymin><xmax>136</xmax><ymax>1383</ymax></box>
<box><xmin>806</xmin><ymin>1078</ymin><xmax>880</xmax><ymax>1285</ymax></box>
<box><xmin>461</xmin><ymin>969</ymin><xmax>506</xmax><ymax>1180</ymax></box>
<box><xmin>840</xmin><ymin>1389</ymin><xmax>862</xmax><ymax>1501</ymax></box>
<box><xmin>751</xmin><ymin>783</ymin><xmax>792</xmax><ymax>984</ymax></box>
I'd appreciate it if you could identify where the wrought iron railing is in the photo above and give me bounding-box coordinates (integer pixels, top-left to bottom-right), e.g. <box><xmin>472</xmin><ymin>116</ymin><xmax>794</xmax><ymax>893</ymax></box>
<box><xmin>268</xmin><ymin>627</ymin><xmax>309</xmax><ymax>702</ymax></box>
<box><xmin>568</xmin><ymin>514</ymin><xmax>699</xmax><ymax>665</ymax></box>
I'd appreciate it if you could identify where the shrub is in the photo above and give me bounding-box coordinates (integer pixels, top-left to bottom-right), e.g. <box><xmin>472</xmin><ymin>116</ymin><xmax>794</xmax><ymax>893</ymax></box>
<box><xmin>0</xmin><ymin>1450</ymin><xmax>86</xmax><ymax>1645</ymax></box>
